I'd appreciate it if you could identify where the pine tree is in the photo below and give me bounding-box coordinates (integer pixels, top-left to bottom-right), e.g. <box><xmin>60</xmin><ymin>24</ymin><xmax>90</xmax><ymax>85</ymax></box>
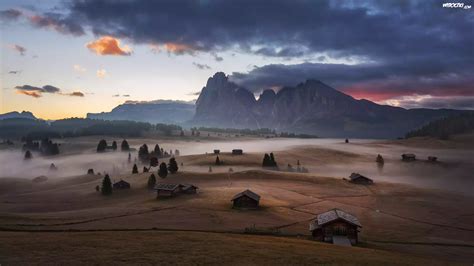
<box><xmin>270</xmin><ymin>153</ymin><xmax>277</xmax><ymax>167</ymax></box>
<box><xmin>132</xmin><ymin>164</ymin><xmax>138</xmax><ymax>174</ymax></box>
<box><xmin>24</xmin><ymin>150</ymin><xmax>32</xmax><ymax>160</ymax></box>
<box><xmin>154</xmin><ymin>144</ymin><xmax>161</xmax><ymax>157</ymax></box>
<box><xmin>215</xmin><ymin>155</ymin><xmax>221</xmax><ymax>165</ymax></box>
<box><xmin>143</xmin><ymin>166</ymin><xmax>149</xmax><ymax>173</ymax></box>
<box><xmin>97</xmin><ymin>139</ymin><xmax>107</xmax><ymax>152</ymax></box>
<box><xmin>158</xmin><ymin>162</ymin><xmax>168</xmax><ymax>178</ymax></box>
<box><xmin>111</xmin><ymin>141</ymin><xmax>117</xmax><ymax>150</ymax></box>
<box><xmin>150</xmin><ymin>157</ymin><xmax>159</xmax><ymax>167</ymax></box>
<box><xmin>168</xmin><ymin>157</ymin><xmax>179</xmax><ymax>174</ymax></box>
<box><xmin>128</xmin><ymin>152</ymin><xmax>131</xmax><ymax>163</ymax></box>
<box><xmin>121</xmin><ymin>139</ymin><xmax>130</xmax><ymax>151</ymax></box>
<box><xmin>101</xmin><ymin>174</ymin><xmax>113</xmax><ymax>195</ymax></box>
<box><xmin>138</xmin><ymin>144</ymin><xmax>149</xmax><ymax>163</ymax></box>
<box><xmin>147</xmin><ymin>174</ymin><xmax>156</xmax><ymax>189</ymax></box>
<box><xmin>262</xmin><ymin>153</ymin><xmax>270</xmax><ymax>167</ymax></box>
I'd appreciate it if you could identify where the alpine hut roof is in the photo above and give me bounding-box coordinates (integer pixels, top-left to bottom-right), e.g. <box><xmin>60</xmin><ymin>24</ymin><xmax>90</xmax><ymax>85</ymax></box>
<box><xmin>231</xmin><ymin>189</ymin><xmax>261</xmax><ymax>202</ymax></box>
<box><xmin>310</xmin><ymin>208</ymin><xmax>362</xmax><ymax>231</ymax></box>
<box><xmin>154</xmin><ymin>183</ymin><xmax>181</xmax><ymax>191</ymax></box>
<box><xmin>349</xmin><ymin>173</ymin><xmax>373</xmax><ymax>182</ymax></box>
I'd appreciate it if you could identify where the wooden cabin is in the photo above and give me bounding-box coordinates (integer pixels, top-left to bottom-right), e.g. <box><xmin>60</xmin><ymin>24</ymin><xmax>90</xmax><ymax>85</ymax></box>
<box><xmin>428</xmin><ymin>156</ymin><xmax>438</xmax><ymax>162</ymax></box>
<box><xmin>113</xmin><ymin>180</ymin><xmax>130</xmax><ymax>189</ymax></box>
<box><xmin>232</xmin><ymin>149</ymin><xmax>243</xmax><ymax>155</ymax></box>
<box><xmin>155</xmin><ymin>183</ymin><xmax>181</xmax><ymax>197</ymax></box>
<box><xmin>309</xmin><ymin>208</ymin><xmax>362</xmax><ymax>245</ymax></box>
<box><xmin>349</xmin><ymin>173</ymin><xmax>373</xmax><ymax>185</ymax></box>
<box><xmin>231</xmin><ymin>189</ymin><xmax>260</xmax><ymax>209</ymax></box>
<box><xmin>213</xmin><ymin>149</ymin><xmax>220</xmax><ymax>154</ymax></box>
<box><xmin>401</xmin><ymin>153</ymin><xmax>416</xmax><ymax>161</ymax></box>
<box><xmin>181</xmin><ymin>184</ymin><xmax>198</xmax><ymax>194</ymax></box>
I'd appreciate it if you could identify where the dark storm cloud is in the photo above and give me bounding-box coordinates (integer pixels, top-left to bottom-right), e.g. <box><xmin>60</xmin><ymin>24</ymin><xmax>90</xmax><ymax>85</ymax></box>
<box><xmin>0</xmin><ymin>8</ymin><xmax>84</xmax><ymax>36</ymax></box>
<box><xmin>192</xmin><ymin>62</ymin><xmax>211</xmax><ymax>70</ymax></box>
<box><xmin>59</xmin><ymin>0</ymin><xmax>473</xmax><ymax>63</ymax></box>
<box><xmin>10</xmin><ymin>44</ymin><xmax>26</xmax><ymax>55</ymax></box>
<box><xmin>230</xmin><ymin>62</ymin><xmax>474</xmax><ymax>102</ymax></box>
<box><xmin>14</xmin><ymin>85</ymin><xmax>85</xmax><ymax>98</ymax></box>
<box><xmin>29</xmin><ymin>12</ymin><xmax>85</xmax><ymax>36</ymax></box>
<box><xmin>0</xmin><ymin>9</ymin><xmax>22</xmax><ymax>20</ymax></box>
<box><xmin>2</xmin><ymin>0</ymin><xmax>473</xmax><ymax>108</ymax></box>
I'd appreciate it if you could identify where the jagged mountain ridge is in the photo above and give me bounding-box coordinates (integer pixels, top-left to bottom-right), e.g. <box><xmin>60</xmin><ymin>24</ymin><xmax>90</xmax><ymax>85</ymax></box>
<box><xmin>192</xmin><ymin>72</ymin><xmax>464</xmax><ymax>138</ymax></box>
<box><xmin>0</xmin><ymin>111</ymin><xmax>37</xmax><ymax>120</ymax></box>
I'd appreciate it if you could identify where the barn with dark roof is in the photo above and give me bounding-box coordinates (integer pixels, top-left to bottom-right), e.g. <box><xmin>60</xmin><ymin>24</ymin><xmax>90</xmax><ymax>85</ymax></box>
<box><xmin>155</xmin><ymin>183</ymin><xmax>182</xmax><ymax>197</ymax></box>
<box><xmin>309</xmin><ymin>208</ymin><xmax>362</xmax><ymax>245</ymax></box>
<box><xmin>231</xmin><ymin>189</ymin><xmax>260</xmax><ymax>209</ymax></box>
<box><xmin>349</xmin><ymin>173</ymin><xmax>373</xmax><ymax>185</ymax></box>
<box><xmin>113</xmin><ymin>180</ymin><xmax>130</xmax><ymax>189</ymax></box>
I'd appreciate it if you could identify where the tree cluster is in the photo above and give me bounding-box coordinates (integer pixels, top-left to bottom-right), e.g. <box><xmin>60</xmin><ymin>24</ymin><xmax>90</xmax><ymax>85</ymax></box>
<box><xmin>262</xmin><ymin>153</ymin><xmax>278</xmax><ymax>167</ymax></box>
<box><xmin>405</xmin><ymin>113</ymin><xmax>474</xmax><ymax>140</ymax></box>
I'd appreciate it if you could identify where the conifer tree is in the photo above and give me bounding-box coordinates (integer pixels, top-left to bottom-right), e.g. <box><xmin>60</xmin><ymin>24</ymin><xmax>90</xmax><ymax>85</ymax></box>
<box><xmin>158</xmin><ymin>162</ymin><xmax>168</xmax><ymax>178</ymax></box>
<box><xmin>147</xmin><ymin>174</ymin><xmax>156</xmax><ymax>189</ymax></box>
<box><xmin>138</xmin><ymin>144</ymin><xmax>149</xmax><ymax>163</ymax></box>
<box><xmin>132</xmin><ymin>164</ymin><xmax>139</xmax><ymax>174</ymax></box>
<box><xmin>150</xmin><ymin>157</ymin><xmax>159</xmax><ymax>167</ymax></box>
<box><xmin>111</xmin><ymin>141</ymin><xmax>117</xmax><ymax>150</ymax></box>
<box><xmin>24</xmin><ymin>150</ymin><xmax>32</xmax><ymax>160</ymax></box>
<box><xmin>121</xmin><ymin>139</ymin><xmax>130</xmax><ymax>151</ymax></box>
<box><xmin>101</xmin><ymin>174</ymin><xmax>113</xmax><ymax>195</ymax></box>
<box><xmin>215</xmin><ymin>155</ymin><xmax>221</xmax><ymax>165</ymax></box>
<box><xmin>154</xmin><ymin>144</ymin><xmax>161</xmax><ymax>157</ymax></box>
<box><xmin>262</xmin><ymin>153</ymin><xmax>270</xmax><ymax>167</ymax></box>
<box><xmin>97</xmin><ymin>139</ymin><xmax>107</xmax><ymax>152</ymax></box>
<box><xmin>168</xmin><ymin>157</ymin><xmax>179</xmax><ymax>174</ymax></box>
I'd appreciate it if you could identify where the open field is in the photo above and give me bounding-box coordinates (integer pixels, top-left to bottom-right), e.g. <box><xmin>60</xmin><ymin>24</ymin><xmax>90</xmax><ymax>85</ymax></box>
<box><xmin>0</xmin><ymin>231</ymin><xmax>446</xmax><ymax>265</ymax></box>
<box><xmin>1</xmin><ymin>135</ymin><xmax>473</xmax><ymax>264</ymax></box>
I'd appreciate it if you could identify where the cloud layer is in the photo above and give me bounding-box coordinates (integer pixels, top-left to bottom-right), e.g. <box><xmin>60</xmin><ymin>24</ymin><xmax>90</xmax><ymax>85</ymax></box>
<box><xmin>15</xmin><ymin>85</ymin><xmax>85</xmax><ymax>98</ymax></box>
<box><xmin>86</xmin><ymin>36</ymin><xmax>132</xmax><ymax>56</ymax></box>
<box><xmin>2</xmin><ymin>1</ymin><xmax>473</xmax><ymax>109</ymax></box>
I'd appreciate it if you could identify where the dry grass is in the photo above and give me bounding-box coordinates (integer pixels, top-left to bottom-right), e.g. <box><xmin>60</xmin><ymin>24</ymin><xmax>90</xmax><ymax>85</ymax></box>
<box><xmin>0</xmin><ymin>231</ymin><xmax>444</xmax><ymax>265</ymax></box>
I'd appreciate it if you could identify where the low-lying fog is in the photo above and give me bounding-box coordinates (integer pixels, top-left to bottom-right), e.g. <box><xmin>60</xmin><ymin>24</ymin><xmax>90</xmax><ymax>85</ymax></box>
<box><xmin>1</xmin><ymin>138</ymin><xmax>473</xmax><ymax>195</ymax></box>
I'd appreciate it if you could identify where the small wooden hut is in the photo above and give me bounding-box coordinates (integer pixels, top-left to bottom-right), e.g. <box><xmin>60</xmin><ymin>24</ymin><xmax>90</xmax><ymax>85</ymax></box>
<box><xmin>401</xmin><ymin>153</ymin><xmax>416</xmax><ymax>161</ymax></box>
<box><xmin>428</xmin><ymin>156</ymin><xmax>438</xmax><ymax>162</ymax></box>
<box><xmin>349</xmin><ymin>173</ymin><xmax>373</xmax><ymax>185</ymax></box>
<box><xmin>213</xmin><ymin>149</ymin><xmax>220</xmax><ymax>154</ymax></box>
<box><xmin>231</xmin><ymin>189</ymin><xmax>260</xmax><ymax>209</ymax></box>
<box><xmin>155</xmin><ymin>183</ymin><xmax>182</xmax><ymax>197</ymax></box>
<box><xmin>309</xmin><ymin>208</ymin><xmax>362</xmax><ymax>245</ymax></box>
<box><xmin>232</xmin><ymin>149</ymin><xmax>243</xmax><ymax>155</ymax></box>
<box><xmin>181</xmin><ymin>184</ymin><xmax>198</xmax><ymax>194</ymax></box>
<box><xmin>113</xmin><ymin>180</ymin><xmax>131</xmax><ymax>189</ymax></box>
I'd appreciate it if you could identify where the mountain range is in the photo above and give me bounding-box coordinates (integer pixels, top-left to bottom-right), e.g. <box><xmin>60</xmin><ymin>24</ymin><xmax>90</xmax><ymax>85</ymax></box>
<box><xmin>86</xmin><ymin>100</ymin><xmax>195</xmax><ymax>124</ymax></box>
<box><xmin>3</xmin><ymin>73</ymin><xmax>469</xmax><ymax>138</ymax></box>
<box><xmin>0</xmin><ymin>111</ymin><xmax>37</xmax><ymax>120</ymax></box>
<box><xmin>192</xmin><ymin>72</ymin><xmax>466</xmax><ymax>138</ymax></box>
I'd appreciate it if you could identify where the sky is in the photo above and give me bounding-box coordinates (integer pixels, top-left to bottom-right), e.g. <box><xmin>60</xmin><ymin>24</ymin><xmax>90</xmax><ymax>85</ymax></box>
<box><xmin>1</xmin><ymin>0</ymin><xmax>473</xmax><ymax>119</ymax></box>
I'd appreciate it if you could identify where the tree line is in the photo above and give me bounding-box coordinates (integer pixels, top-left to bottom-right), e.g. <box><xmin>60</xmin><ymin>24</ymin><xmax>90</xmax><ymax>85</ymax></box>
<box><xmin>0</xmin><ymin>118</ymin><xmax>182</xmax><ymax>139</ymax></box>
<box><xmin>405</xmin><ymin>113</ymin><xmax>474</xmax><ymax>140</ymax></box>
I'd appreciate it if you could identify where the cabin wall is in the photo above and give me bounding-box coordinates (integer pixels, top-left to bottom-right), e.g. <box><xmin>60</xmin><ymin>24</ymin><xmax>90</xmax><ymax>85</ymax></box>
<box><xmin>320</xmin><ymin>221</ymin><xmax>358</xmax><ymax>244</ymax></box>
<box><xmin>233</xmin><ymin>196</ymin><xmax>258</xmax><ymax>208</ymax></box>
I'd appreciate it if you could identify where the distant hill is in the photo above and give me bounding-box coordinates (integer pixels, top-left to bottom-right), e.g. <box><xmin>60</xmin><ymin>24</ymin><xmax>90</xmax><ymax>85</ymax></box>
<box><xmin>192</xmin><ymin>72</ymin><xmax>467</xmax><ymax>138</ymax></box>
<box><xmin>87</xmin><ymin>100</ymin><xmax>195</xmax><ymax>124</ymax></box>
<box><xmin>0</xmin><ymin>111</ymin><xmax>36</xmax><ymax>120</ymax></box>
<box><xmin>405</xmin><ymin>112</ymin><xmax>474</xmax><ymax>139</ymax></box>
